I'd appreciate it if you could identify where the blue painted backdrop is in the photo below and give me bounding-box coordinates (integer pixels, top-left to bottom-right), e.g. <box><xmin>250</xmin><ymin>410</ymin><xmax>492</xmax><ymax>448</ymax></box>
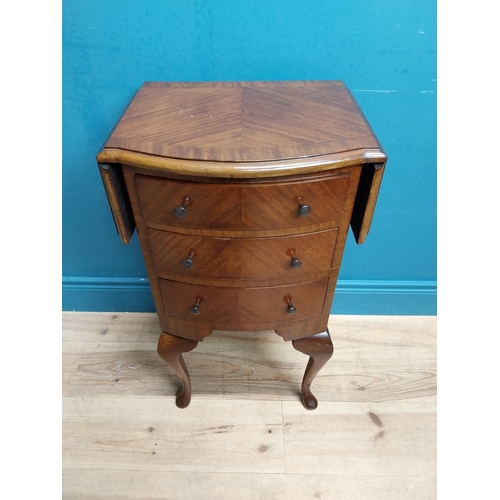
<box><xmin>62</xmin><ymin>0</ymin><xmax>436</xmax><ymax>315</ymax></box>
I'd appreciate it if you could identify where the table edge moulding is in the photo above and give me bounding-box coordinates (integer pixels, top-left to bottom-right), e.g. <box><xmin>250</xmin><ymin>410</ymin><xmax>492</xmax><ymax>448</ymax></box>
<box><xmin>96</xmin><ymin>80</ymin><xmax>387</xmax><ymax>410</ymax></box>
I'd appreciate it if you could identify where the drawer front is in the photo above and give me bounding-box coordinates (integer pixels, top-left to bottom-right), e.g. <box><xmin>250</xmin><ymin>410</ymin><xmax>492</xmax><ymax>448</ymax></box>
<box><xmin>136</xmin><ymin>176</ymin><xmax>243</xmax><ymax>230</ymax></box>
<box><xmin>158</xmin><ymin>278</ymin><xmax>328</xmax><ymax>325</ymax></box>
<box><xmin>241</xmin><ymin>176</ymin><xmax>349</xmax><ymax>230</ymax></box>
<box><xmin>147</xmin><ymin>229</ymin><xmax>338</xmax><ymax>280</ymax></box>
<box><xmin>136</xmin><ymin>174</ymin><xmax>349</xmax><ymax>230</ymax></box>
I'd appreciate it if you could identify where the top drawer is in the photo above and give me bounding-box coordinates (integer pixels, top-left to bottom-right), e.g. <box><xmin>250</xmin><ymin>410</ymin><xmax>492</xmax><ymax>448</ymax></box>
<box><xmin>135</xmin><ymin>174</ymin><xmax>350</xmax><ymax>231</ymax></box>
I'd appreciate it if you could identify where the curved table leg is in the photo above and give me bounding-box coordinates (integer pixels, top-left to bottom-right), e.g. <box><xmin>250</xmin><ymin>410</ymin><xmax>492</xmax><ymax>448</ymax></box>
<box><xmin>292</xmin><ymin>329</ymin><xmax>334</xmax><ymax>410</ymax></box>
<box><xmin>157</xmin><ymin>332</ymin><xmax>198</xmax><ymax>409</ymax></box>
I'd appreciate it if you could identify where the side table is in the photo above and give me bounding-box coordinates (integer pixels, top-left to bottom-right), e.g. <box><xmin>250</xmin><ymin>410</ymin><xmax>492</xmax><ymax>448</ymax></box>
<box><xmin>97</xmin><ymin>81</ymin><xmax>387</xmax><ymax>409</ymax></box>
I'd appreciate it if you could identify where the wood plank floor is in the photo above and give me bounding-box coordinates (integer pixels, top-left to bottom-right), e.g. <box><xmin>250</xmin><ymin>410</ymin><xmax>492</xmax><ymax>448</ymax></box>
<box><xmin>62</xmin><ymin>313</ymin><xmax>436</xmax><ymax>499</ymax></box>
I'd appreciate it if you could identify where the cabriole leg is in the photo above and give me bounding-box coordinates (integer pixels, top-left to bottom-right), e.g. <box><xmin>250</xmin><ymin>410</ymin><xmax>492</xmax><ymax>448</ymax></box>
<box><xmin>157</xmin><ymin>332</ymin><xmax>198</xmax><ymax>408</ymax></box>
<box><xmin>292</xmin><ymin>329</ymin><xmax>334</xmax><ymax>410</ymax></box>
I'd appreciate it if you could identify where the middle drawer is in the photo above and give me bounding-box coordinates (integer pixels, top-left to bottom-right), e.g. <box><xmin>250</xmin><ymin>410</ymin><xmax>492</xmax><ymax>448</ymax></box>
<box><xmin>147</xmin><ymin>228</ymin><xmax>338</xmax><ymax>281</ymax></box>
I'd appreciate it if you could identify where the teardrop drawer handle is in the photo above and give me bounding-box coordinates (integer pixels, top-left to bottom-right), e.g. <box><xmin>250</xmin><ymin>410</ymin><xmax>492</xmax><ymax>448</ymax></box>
<box><xmin>297</xmin><ymin>202</ymin><xmax>311</xmax><ymax>217</ymax></box>
<box><xmin>182</xmin><ymin>251</ymin><xmax>194</xmax><ymax>269</ymax></box>
<box><xmin>285</xmin><ymin>296</ymin><xmax>297</xmax><ymax>314</ymax></box>
<box><xmin>174</xmin><ymin>197</ymin><xmax>190</xmax><ymax>218</ymax></box>
<box><xmin>190</xmin><ymin>297</ymin><xmax>202</xmax><ymax>315</ymax></box>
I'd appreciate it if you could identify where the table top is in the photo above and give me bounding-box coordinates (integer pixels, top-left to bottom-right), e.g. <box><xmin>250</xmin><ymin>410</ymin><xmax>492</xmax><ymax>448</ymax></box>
<box><xmin>97</xmin><ymin>81</ymin><xmax>386</xmax><ymax>178</ymax></box>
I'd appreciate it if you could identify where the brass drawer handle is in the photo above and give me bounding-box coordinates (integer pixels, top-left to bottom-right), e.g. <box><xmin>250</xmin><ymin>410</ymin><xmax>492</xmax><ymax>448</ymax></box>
<box><xmin>190</xmin><ymin>296</ymin><xmax>202</xmax><ymax>315</ymax></box>
<box><xmin>182</xmin><ymin>251</ymin><xmax>194</xmax><ymax>269</ymax></box>
<box><xmin>285</xmin><ymin>295</ymin><xmax>297</xmax><ymax>314</ymax></box>
<box><xmin>174</xmin><ymin>196</ymin><xmax>190</xmax><ymax>218</ymax></box>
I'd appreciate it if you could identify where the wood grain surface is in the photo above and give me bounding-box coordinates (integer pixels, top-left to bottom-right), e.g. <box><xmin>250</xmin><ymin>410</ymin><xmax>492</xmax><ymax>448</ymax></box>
<box><xmin>147</xmin><ymin>228</ymin><xmax>338</xmax><ymax>283</ymax></box>
<box><xmin>95</xmin><ymin>82</ymin><xmax>388</xmax><ymax>413</ymax></box>
<box><xmin>135</xmin><ymin>173</ymin><xmax>349</xmax><ymax>231</ymax></box>
<box><xmin>97</xmin><ymin>81</ymin><xmax>383</xmax><ymax>164</ymax></box>
<box><xmin>63</xmin><ymin>312</ymin><xmax>436</xmax><ymax>499</ymax></box>
<box><xmin>157</xmin><ymin>277</ymin><xmax>328</xmax><ymax>324</ymax></box>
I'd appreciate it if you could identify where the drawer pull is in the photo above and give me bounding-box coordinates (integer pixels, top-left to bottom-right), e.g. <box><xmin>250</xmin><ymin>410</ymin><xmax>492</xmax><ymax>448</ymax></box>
<box><xmin>285</xmin><ymin>295</ymin><xmax>297</xmax><ymax>314</ymax></box>
<box><xmin>174</xmin><ymin>197</ymin><xmax>190</xmax><ymax>218</ymax></box>
<box><xmin>189</xmin><ymin>297</ymin><xmax>202</xmax><ymax>315</ymax></box>
<box><xmin>297</xmin><ymin>197</ymin><xmax>311</xmax><ymax>217</ymax></box>
<box><xmin>182</xmin><ymin>251</ymin><xmax>195</xmax><ymax>269</ymax></box>
<box><xmin>288</xmin><ymin>249</ymin><xmax>302</xmax><ymax>268</ymax></box>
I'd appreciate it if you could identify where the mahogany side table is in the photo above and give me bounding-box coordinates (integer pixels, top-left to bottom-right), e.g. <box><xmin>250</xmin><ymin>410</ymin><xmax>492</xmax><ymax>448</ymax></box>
<box><xmin>97</xmin><ymin>81</ymin><xmax>387</xmax><ymax>410</ymax></box>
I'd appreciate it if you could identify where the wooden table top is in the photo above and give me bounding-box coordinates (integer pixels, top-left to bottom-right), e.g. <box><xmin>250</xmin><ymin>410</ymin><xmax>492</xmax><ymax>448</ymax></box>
<box><xmin>97</xmin><ymin>81</ymin><xmax>386</xmax><ymax>178</ymax></box>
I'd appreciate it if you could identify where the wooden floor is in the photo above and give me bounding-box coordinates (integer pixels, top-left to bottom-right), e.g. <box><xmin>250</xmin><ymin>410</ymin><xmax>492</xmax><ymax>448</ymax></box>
<box><xmin>62</xmin><ymin>313</ymin><xmax>437</xmax><ymax>499</ymax></box>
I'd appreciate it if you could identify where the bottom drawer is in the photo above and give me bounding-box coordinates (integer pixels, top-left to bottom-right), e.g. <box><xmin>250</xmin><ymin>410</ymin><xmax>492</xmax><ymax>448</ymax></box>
<box><xmin>158</xmin><ymin>278</ymin><xmax>328</xmax><ymax>325</ymax></box>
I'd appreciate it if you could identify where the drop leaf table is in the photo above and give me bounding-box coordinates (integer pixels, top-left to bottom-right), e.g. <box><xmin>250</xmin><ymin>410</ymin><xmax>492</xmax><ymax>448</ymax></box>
<box><xmin>97</xmin><ymin>81</ymin><xmax>387</xmax><ymax>410</ymax></box>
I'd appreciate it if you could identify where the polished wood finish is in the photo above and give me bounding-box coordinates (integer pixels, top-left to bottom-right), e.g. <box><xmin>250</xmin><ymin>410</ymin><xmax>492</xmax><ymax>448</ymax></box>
<box><xmin>97</xmin><ymin>147</ymin><xmax>386</xmax><ymax>179</ymax></box>
<box><xmin>123</xmin><ymin>165</ymin><xmax>360</xmax><ymax>345</ymax></box>
<box><xmin>292</xmin><ymin>330</ymin><xmax>334</xmax><ymax>410</ymax></box>
<box><xmin>98</xmin><ymin>163</ymin><xmax>135</xmax><ymax>244</ymax></box>
<box><xmin>98</xmin><ymin>81</ymin><xmax>382</xmax><ymax>164</ymax></box>
<box><xmin>136</xmin><ymin>175</ymin><xmax>243</xmax><ymax>230</ymax></box>
<box><xmin>147</xmin><ymin>228</ymin><xmax>338</xmax><ymax>282</ymax></box>
<box><xmin>136</xmin><ymin>173</ymin><xmax>350</xmax><ymax>231</ymax></box>
<box><xmin>97</xmin><ymin>81</ymin><xmax>387</xmax><ymax>409</ymax></box>
<box><xmin>158</xmin><ymin>278</ymin><xmax>328</xmax><ymax>325</ymax></box>
<box><xmin>97</xmin><ymin>81</ymin><xmax>386</xmax><ymax>243</ymax></box>
<box><xmin>350</xmin><ymin>163</ymin><xmax>386</xmax><ymax>244</ymax></box>
<box><xmin>157</xmin><ymin>332</ymin><xmax>198</xmax><ymax>409</ymax></box>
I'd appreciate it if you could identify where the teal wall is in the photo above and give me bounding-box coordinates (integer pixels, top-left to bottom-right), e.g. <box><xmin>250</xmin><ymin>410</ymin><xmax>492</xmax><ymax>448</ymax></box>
<box><xmin>62</xmin><ymin>0</ymin><xmax>436</xmax><ymax>315</ymax></box>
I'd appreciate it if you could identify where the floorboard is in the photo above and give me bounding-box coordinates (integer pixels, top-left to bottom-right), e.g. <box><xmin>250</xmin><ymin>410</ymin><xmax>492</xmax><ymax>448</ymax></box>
<box><xmin>62</xmin><ymin>312</ymin><xmax>437</xmax><ymax>499</ymax></box>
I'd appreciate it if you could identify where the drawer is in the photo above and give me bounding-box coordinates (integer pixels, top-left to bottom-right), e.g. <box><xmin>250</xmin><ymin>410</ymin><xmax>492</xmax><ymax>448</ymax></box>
<box><xmin>241</xmin><ymin>176</ymin><xmax>349</xmax><ymax>230</ymax></box>
<box><xmin>137</xmin><ymin>176</ymin><xmax>242</xmax><ymax>230</ymax></box>
<box><xmin>158</xmin><ymin>278</ymin><xmax>328</xmax><ymax>325</ymax></box>
<box><xmin>147</xmin><ymin>228</ymin><xmax>338</xmax><ymax>281</ymax></box>
<box><xmin>135</xmin><ymin>174</ymin><xmax>350</xmax><ymax>230</ymax></box>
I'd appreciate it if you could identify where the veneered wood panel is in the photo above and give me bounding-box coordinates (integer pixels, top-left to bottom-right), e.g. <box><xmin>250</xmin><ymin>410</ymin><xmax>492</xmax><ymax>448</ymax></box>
<box><xmin>159</xmin><ymin>314</ymin><xmax>330</xmax><ymax>342</ymax></box>
<box><xmin>350</xmin><ymin>162</ymin><xmax>386</xmax><ymax>244</ymax></box>
<box><xmin>158</xmin><ymin>278</ymin><xmax>328</xmax><ymax>325</ymax></box>
<box><xmin>241</xmin><ymin>175</ymin><xmax>349</xmax><ymax>230</ymax></box>
<box><xmin>147</xmin><ymin>230</ymin><xmax>241</xmax><ymax>279</ymax></box>
<box><xmin>98</xmin><ymin>81</ymin><xmax>383</xmax><ymax>164</ymax></box>
<box><xmin>98</xmin><ymin>163</ymin><xmax>135</xmax><ymax>244</ymax></box>
<box><xmin>147</xmin><ymin>228</ymin><xmax>338</xmax><ymax>281</ymax></box>
<box><xmin>136</xmin><ymin>175</ymin><xmax>243</xmax><ymax>230</ymax></box>
<box><xmin>239</xmin><ymin>230</ymin><xmax>337</xmax><ymax>280</ymax></box>
<box><xmin>238</xmin><ymin>279</ymin><xmax>328</xmax><ymax>324</ymax></box>
<box><xmin>135</xmin><ymin>173</ymin><xmax>349</xmax><ymax>231</ymax></box>
<box><xmin>94</xmin><ymin>81</ymin><xmax>387</xmax><ymax>412</ymax></box>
